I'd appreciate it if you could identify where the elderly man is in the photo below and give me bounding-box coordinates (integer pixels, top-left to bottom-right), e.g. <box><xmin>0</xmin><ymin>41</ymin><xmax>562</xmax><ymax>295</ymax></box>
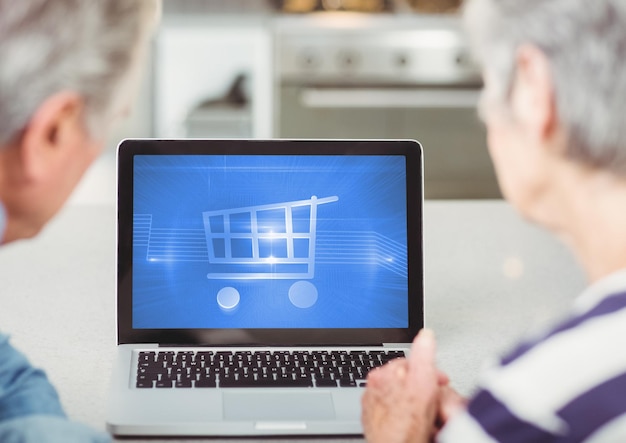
<box><xmin>362</xmin><ymin>0</ymin><xmax>626</xmax><ymax>441</ymax></box>
<box><xmin>0</xmin><ymin>1</ymin><xmax>158</xmax><ymax>441</ymax></box>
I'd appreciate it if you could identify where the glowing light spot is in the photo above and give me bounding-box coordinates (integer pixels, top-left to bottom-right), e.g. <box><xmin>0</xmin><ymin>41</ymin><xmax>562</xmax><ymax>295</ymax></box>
<box><xmin>216</xmin><ymin>287</ymin><xmax>240</xmax><ymax>311</ymax></box>
<box><xmin>502</xmin><ymin>256</ymin><xmax>524</xmax><ymax>280</ymax></box>
<box><xmin>289</xmin><ymin>281</ymin><xmax>318</xmax><ymax>309</ymax></box>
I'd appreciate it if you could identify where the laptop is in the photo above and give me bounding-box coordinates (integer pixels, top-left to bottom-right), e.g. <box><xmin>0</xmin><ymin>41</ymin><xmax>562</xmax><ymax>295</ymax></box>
<box><xmin>106</xmin><ymin>138</ymin><xmax>424</xmax><ymax>437</ymax></box>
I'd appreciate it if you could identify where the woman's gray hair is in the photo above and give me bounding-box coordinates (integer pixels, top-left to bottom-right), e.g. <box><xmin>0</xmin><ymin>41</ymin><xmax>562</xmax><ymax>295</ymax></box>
<box><xmin>0</xmin><ymin>0</ymin><xmax>158</xmax><ymax>145</ymax></box>
<box><xmin>464</xmin><ymin>0</ymin><xmax>626</xmax><ymax>175</ymax></box>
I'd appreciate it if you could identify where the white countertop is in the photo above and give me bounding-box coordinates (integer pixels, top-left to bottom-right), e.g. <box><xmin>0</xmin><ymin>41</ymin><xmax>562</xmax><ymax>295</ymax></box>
<box><xmin>0</xmin><ymin>201</ymin><xmax>586</xmax><ymax>442</ymax></box>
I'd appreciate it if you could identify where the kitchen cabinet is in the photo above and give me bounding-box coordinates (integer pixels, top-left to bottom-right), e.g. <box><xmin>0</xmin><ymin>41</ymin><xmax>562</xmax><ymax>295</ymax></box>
<box><xmin>154</xmin><ymin>17</ymin><xmax>273</xmax><ymax>138</ymax></box>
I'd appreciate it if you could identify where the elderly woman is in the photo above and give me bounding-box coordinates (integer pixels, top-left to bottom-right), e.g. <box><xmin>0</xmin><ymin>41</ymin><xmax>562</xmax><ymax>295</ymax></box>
<box><xmin>362</xmin><ymin>0</ymin><xmax>626</xmax><ymax>441</ymax></box>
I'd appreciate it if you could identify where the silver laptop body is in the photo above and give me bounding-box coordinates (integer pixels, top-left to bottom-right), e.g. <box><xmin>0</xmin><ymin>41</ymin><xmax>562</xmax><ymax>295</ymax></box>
<box><xmin>106</xmin><ymin>138</ymin><xmax>424</xmax><ymax>437</ymax></box>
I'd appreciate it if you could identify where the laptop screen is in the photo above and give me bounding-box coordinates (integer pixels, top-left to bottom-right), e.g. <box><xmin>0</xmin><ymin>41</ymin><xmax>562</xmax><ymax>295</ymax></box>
<box><xmin>117</xmin><ymin>140</ymin><xmax>423</xmax><ymax>345</ymax></box>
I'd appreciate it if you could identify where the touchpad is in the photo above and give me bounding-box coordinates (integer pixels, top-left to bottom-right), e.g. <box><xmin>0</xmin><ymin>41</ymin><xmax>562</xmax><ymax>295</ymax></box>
<box><xmin>223</xmin><ymin>391</ymin><xmax>335</xmax><ymax>421</ymax></box>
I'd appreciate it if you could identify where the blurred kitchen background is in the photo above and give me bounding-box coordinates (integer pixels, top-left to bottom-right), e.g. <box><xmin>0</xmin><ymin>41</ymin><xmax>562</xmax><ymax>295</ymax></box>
<box><xmin>70</xmin><ymin>0</ymin><xmax>501</xmax><ymax>205</ymax></box>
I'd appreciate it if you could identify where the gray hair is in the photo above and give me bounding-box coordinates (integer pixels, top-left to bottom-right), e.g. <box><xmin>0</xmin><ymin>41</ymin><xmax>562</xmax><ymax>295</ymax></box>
<box><xmin>0</xmin><ymin>0</ymin><xmax>159</xmax><ymax>145</ymax></box>
<box><xmin>464</xmin><ymin>0</ymin><xmax>626</xmax><ymax>176</ymax></box>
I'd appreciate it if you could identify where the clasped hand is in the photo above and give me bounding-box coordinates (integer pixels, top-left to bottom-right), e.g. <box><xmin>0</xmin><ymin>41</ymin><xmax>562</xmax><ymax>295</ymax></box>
<box><xmin>361</xmin><ymin>329</ymin><xmax>467</xmax><ymax>443</ymax></box>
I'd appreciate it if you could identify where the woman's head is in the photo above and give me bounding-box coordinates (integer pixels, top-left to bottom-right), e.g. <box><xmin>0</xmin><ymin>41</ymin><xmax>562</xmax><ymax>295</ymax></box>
<box><xmin>464</xmin><ymin>0</ymin><xmax>626</xmax><ymax>178</ymax></box>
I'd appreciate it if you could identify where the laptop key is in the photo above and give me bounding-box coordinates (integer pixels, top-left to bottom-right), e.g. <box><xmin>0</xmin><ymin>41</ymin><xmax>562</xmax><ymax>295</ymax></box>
<box><xmin>155</xmin><ymin>379</ymin><xmax>173</xmax><ymax>388</ymax></box>
<box><xmin>219</xmin><ymin>377</ymin><xmax>313</xmax><ymax>388</ymax></box>
<box><xmin>136</xmin><ymin>376</ymin><xmax>154</xmax><ymax>388</ymax></box>
<box><xmin>195</xmin><ymin>377</ymin><xmax>217</xmax><ymax>388</ymax></box>
<box><xmin>339</xmin><ymin>379</ymin><xmax>357</xmax><ymax>387</ymax></box>
<box><xmin>316</xmin><ymin>379</ymin><xmax>339</xmax><ymax>387</ymax></box>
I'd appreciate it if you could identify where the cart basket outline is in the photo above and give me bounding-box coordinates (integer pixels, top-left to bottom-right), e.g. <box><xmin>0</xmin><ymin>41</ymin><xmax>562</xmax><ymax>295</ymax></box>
<box><xmin>202</xmin><ymin>195</ymin><xmax>338</xmax><ymax>279</ymax></box>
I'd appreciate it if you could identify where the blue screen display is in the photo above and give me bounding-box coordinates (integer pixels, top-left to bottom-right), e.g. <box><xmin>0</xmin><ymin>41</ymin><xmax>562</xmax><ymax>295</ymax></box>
<box><xmin>132</xmin><ymin>155</ymin><xmax>408</xmax><ymax>329</ymax></box>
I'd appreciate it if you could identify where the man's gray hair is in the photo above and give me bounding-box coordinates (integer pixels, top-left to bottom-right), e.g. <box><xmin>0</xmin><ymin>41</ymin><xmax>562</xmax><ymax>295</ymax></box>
<box><xmin>0</xmin><ymin>0</ymin><xmax>158</xmax><ymax>145</ymax></box>
<box><xmin>464</xmin><ymin>0</ymin><xmax>626</xmax><ymax>176</ymax></box>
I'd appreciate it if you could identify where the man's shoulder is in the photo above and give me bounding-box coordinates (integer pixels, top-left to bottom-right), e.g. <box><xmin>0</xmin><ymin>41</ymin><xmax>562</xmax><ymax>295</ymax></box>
<box><xmin>0</xmin><ymin>415</ymin><xmax>111</xmax><ymax>443</ymax></box>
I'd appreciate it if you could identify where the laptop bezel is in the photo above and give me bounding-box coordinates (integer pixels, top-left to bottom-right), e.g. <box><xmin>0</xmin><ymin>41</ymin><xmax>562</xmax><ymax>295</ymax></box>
<box><xmin>117</xmin><ymin>139</ymin><xmax>423</xmax><ymax>346</ymax></box>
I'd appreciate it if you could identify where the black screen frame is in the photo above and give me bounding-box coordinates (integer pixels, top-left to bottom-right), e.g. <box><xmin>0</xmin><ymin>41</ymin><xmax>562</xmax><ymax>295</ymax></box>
<box><xmin>117</xmin><ymin>139</ymin><xmax>423</xmax><ymax>345</ymax></box>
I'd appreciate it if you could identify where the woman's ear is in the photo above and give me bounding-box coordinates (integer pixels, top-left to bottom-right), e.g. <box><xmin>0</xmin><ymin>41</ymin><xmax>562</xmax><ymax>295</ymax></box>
<box><xmin>511</xmin><ymin>44</ymin><xmax>560</xmax><ymax>149</ymax></box>
<box><xmin>18</xmin><ymin>91</ymin><xmax>86</xmax><ymax>183</ymax></box>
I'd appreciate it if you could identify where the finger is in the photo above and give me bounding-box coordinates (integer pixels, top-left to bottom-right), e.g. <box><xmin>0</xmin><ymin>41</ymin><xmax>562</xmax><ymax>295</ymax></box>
<box><xmin>439</xmin><ymin>385</ymin><xmax>468</xmax><ymax>423</ymax></box>
<box><xmin>367</xmin><ymin>358</ymin><xmax>408</xmax><ymax>396</ymax></box>
<box><xmin>437</xmin><ymin>370</ymin><xmax>450</xmax><ymax>386</ymax></box>
<box><xmin>361</xmin><ymin>360</ymin><xmax>408</xmax><ymax>428</ymax></box>
<box><xmin>368</xmin><ymin>358</ymin><xmax>407</xmax><ymax>382</ymax></box>
<box><xmin>408</xmin><ymin>328</ymin><xmax>437</xmax><ymax>382</ymax></box>
<box><xmin>388</xmin><ymin>357</ymin><xmax>408</xmax><ymax>379</ymax></box>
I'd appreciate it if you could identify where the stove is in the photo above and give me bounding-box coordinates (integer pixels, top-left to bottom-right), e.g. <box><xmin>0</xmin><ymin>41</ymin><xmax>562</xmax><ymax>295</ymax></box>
<box><xmin>274</xmin><ymin>15</ymin><xmax>499</xmax><ymax>199</ymax></box>
<box><xmin>276</xmin><ymin>14</ymin><xmax>478</xmax><ymax>86</ymax></box>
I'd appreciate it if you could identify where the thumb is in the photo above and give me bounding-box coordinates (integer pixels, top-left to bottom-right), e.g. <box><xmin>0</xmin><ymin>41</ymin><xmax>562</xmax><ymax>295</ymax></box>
<box><xmin>408</xmin><ymin>328</ymin><xmax>437</xmax><ymax>381</ymax></box>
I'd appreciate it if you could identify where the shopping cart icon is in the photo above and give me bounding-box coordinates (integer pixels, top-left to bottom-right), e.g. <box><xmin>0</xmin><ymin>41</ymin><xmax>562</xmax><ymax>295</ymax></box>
<box><xmin>202</xmin><ymin>195</ymin><xmax>338</xmax><ymax>281</ymax></box>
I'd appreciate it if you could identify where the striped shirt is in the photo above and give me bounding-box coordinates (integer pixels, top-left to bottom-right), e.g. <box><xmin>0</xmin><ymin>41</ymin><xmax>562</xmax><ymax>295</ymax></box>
<box><xmin>438</xmin><ymin>269</ymin><xmax>626</xmax><ymax>443</ymax></box>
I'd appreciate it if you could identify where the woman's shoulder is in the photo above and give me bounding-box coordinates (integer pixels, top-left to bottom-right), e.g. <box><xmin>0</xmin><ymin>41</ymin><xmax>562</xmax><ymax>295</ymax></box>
<box><xmin>463</xmin><ymin>288</ymin><xmax>626</xmax><ymax>441</ymax></box>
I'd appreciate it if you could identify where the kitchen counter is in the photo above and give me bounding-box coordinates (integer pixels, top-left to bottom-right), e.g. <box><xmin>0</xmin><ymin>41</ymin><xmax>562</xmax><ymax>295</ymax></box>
<box><xmin>0</xmin><ymin>201</ymin><xmax>586</xmax><ymax>441</ymax></box>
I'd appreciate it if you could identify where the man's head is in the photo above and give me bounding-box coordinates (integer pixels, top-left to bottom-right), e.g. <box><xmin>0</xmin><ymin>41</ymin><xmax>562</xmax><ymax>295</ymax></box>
<box><xmin>463</xmin><ymin>0</ymin><xmax>626</xmax><ymax>211</ymax></box>
<box><xmin>0</xmin><ymin>0</ymin><xmax>159</xmax><ymax>243</ymax></box>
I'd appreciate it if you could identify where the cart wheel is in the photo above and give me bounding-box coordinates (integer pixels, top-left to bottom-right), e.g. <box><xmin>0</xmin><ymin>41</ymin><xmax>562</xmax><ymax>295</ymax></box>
<box><xmin>288</xmin><ymin>281</ymin><xmax>318</xmax><ymax>308</ymax></box>
<box><xmin>217</xmin><ymin>286</ymin><xmax>240</xmax><ymax>311</ymax></box>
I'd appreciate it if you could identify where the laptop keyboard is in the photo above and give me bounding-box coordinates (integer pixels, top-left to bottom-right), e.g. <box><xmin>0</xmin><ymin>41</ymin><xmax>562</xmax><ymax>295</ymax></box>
<box><xmin>136</xmin><ymin>349</ymin><xmax>405</xmax><ymax>389</ymax></box>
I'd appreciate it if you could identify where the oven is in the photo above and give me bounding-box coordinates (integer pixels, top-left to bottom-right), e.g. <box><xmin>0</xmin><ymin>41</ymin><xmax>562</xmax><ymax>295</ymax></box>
<box><xmin>274</xmin><ymin>15</ymin><xmax>500</xmax><ymax>199</ymax></box>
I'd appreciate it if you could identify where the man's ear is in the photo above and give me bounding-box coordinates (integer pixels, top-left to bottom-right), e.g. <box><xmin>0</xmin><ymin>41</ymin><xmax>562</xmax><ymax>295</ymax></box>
<box><xmin>511</xmin><ymin>44</ymin><xmax>559</xmax><ymax>148</ymax></box>
<box><xmin>19</xmin><ymin>91</ymin><xmax>86</xmax><ymax>182</ymax></box>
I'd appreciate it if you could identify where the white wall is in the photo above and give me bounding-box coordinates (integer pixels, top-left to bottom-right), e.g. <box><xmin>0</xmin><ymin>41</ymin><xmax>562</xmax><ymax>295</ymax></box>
<box><xmin>154</xmin><ymin>20</ymin><xmax>273</xmax><ymax>139</ymax></box>
<box><xmin>70</xmin><ymin>18</ymin><xmax>274</xmax><ymax>205</ymax></box>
